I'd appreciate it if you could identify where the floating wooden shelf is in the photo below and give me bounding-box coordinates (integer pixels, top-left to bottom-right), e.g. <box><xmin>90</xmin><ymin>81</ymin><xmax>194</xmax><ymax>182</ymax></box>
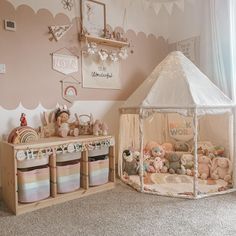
<box><xmin>80</xmin><ymin>34</ymin><xmax>129</xmax><ymax>48</ymax></box>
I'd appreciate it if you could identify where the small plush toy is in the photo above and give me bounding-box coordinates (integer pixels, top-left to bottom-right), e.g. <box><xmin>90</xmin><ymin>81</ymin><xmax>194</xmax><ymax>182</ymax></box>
<box><xmin>181</xmin><ymin>154</ymin><xmax>194</xmax><ymax>176</ymax></box>
<box><xmin>55</xmin><ymin>106</ymin><xmax>79</xmax><ymax>138</ymax></box>
<box><xmin>151</xmin><ymin>145</ymin><xmax>168</xmax><ymax>173</ymax></box>
<box><xmin>174</xmin><ymin>142</ymin><xmax>190</xmax><ymax>152</ymax></box>
<box><xmin>162</xmin><ymin>142</ymin><xmax>174</xmax><ymax>152</ymax></box>
<box><xmin>93</xmin><ymin>119</ymin><xmax>108</xmax><ymax>136</ymax></box>
<box><xmin>143</xmin><ymin>155</ymin><xmax>156</xmax><ymax>174</ymax></box>
<box><xmin>166</xmin><ymin>152</ymin><xmax>183</xmax><ymax>174</ymax></box>
<box><xmin>198</xmin><ymin>155</ymin><xmax>212</xmax><ymax>180</ymax></box>
<box><xmin>211</xmin><ymin>157</ymin><xmax>232</xmax><ymax>182</ymax></box>
<box><xmin>144</xmin><ymin>141</ymin><xmax>159</xmax><ymax>154</ymax></box>
<box><xmin>122</xmin><ymin>149</ymin><xmax>139</xmax><ymax>176</ymax></box>
<box><xmin>152</xmin><ymin>156</ymin><xmax>163</xmax><ymax>173</ymax></box>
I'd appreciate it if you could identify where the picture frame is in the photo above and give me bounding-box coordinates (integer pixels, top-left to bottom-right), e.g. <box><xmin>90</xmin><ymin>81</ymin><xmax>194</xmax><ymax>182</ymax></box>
<box><xmin>80</xmin><ymin>0</ymin><xmax>106</xmax><ymax>37</ymax></box>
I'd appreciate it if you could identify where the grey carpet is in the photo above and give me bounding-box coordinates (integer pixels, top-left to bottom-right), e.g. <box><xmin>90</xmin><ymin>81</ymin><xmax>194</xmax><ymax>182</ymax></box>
<box><xmin>0</xmin><ymin>181</ymin><xmax>236</xmax><ymax>236</ymax></box>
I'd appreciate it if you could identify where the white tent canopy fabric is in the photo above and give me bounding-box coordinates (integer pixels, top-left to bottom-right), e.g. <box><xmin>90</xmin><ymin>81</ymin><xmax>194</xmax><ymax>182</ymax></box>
<box><xmin>122</xmin><ymin>51</ymin><xmax>234</xmax><ymax>115</ymax></box>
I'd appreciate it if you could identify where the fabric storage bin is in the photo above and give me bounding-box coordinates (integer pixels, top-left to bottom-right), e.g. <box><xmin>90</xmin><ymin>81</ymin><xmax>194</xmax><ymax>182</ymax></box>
<box><xmin>17</xmin><ymin>155</ymin><xmax>49</xmax><ymax>169</ymax></box>
<box><xmin>17</xmin><ymin>166</ymin><xmax>50</xmax><ymax>203</ymax></box>
<box><xmin>56</xmin><ymin>160</ymin><xmax>80</xmax><ymax>193</ymax></box>
<box><xmin>56</xmin><ymin>152</ymin><xmax>81</xmax><ymax>163</ymax></box>
<box><xmin>89</xmin><ymin>156</ymin><xmax>109</xmax><ymax>186</ymax></box>
<box><xmin>88</xmin><ymin>147</ymin><xmax>109</xmax><ymax>157</ymax></box>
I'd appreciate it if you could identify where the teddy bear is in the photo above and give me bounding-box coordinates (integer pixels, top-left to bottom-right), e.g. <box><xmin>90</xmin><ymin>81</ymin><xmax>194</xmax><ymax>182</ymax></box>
<box><xmin>151</xmin><ymin>145</ymin><xmax>168</xmax><ymax>173</ymax></box>
<box><xmin>122</xmin><ymin>149</ymin><xmax>139</xmax><ymax>176</ymax></box>
<box><xmin>144</xmin><ymin>141</ymin><xmax>159</xmax><ymax>154</ymax></box>
<box><xmin>55</xmin><ymin>106</ymin><xmax>79</xmax><ymax>138</ymax></box>
<box><xmin>166</xmin><ymin>152</ymin><xmax>183</xmax><ymax>174</ymax></box>
<box><xmin>93</xmin><ymin>119</ymin><xmax>108</xmax><ymax>136</ymax></box>
<box><xmin>181</xmin><ymin>154</ymin><xmax>194</xmax><ymax>176</ymax></box>
<box><xmin>211</xmin><ymin>157</ymin><xmax>232</xmax><ymax>182</ymax></box>
<box><xmin>198</xmin><ymin>155</ymin><xmax>212</xmax><ymax>180</ymax></box>
<box><xmin>174</xmin><ymin>141</ymin><xmax>190</xmax><ymax>152</ymax></box>
<box><xmin>162</xmin><ymin>142</ymin><xmax>174</xmax><ymax>152</ymax></box>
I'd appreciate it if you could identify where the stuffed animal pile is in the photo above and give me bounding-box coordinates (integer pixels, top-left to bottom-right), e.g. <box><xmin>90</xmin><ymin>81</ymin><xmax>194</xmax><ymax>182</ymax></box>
<box><xmin>122</xmin><ymin>140</ymin><xmax>233</xmax><ymax>183</ymax></box>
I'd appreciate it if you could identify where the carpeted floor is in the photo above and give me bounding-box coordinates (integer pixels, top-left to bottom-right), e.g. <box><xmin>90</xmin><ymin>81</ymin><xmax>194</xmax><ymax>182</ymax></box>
<box><xmin>0</xmin><ymin>181</ymin><xmax>236</xmax><ymax>236</ymax></box>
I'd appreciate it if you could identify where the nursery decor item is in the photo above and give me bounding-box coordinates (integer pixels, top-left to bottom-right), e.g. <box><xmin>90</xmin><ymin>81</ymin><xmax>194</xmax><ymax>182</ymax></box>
<box><xmin>198</xmin><ymin>155</ymin><xmax>212</xmax><ymax>180</ymax></box>
<box><xmin>61</xmin><ymin>76</ymin><xmax>80</xmax><ymax>103</ymax></box>
<box><xmin>8</xmin><ymin>114</ymin><xmax>38</xmax><ymax>144</ymax></box>
<box><xmin>211</xmin><ymin>157</ymin><xmax>232</xmax><ymax>182</ymax></box>
<box><xmin>93</xmin><ymin>119</ymin><xmax>108</xmax><ymax>136</ymax></box>
<box><xmin>39</xmin><ymin>111</ymin><xmax>56</xmax><ymax>138</ymax></box>
<box><xmin>82</xmin><ymin>51</ymin><xmax>121</xmax><ymax>89</ymax></box>
<box><xmin>181</xmin><ymin>154</ymin><xmax>194</xmax><ymax>175</ymax></box>
<box><xmin>122</xmin><ymin>149</ymin><xmax>139</xmax><ymax>176</ymax></box>
<box><xmin>62</xmin><ymin>0</ymin><xmax>73</xmax><ymax>11</ymax></box>
<box><xmin>20</xmin><ymin>113</ymin><xmax>27</xmax><ymax>126</ymax></box>
<box><xmin>52</xmin><ymin>48</ymin><xmax>79</xmax><ymax>75</ymax></box>
<box><xmin>0</xmin><ymin>135</ymin><xmax>115</xmax><ymax>215</ymax></box>
<box><xmin>55</xmin><ymin>105</ymin><xmax>79</xmax><ymax>137</ymax></box>
<box><xmin>166</xmin><ymin>152</ymin><xmax>183</xmax><ymax>175</ymax></box>
<box><xmin>49</xmin><ymin>24</ymin><xmax>72</xmax><ymax>41</ymax></box>
<box><xmin>75</xmin><ymin>113</ymin><xmax>94</xmax><ymax>135</ymax></box>
<box><xmin>119</xmin><ymin>51</ymin><xmax>235</xmax><ymax>199</ymax></box>
<box><xmin>80</xmin><ymin>0</ymin><xmax>106</xmax><ymax>37</ymax></box>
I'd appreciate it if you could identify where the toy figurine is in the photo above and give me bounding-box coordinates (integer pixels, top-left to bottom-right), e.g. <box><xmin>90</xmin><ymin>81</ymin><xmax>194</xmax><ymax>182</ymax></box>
<box><xmin>55</xmin><ymin>105</ymin><xmax>79</xmax><ymax>138</ymax></box>
<box><xmin>20</xmin><ymin>113</ymin><xmax>27</xmax><ymax>126</ymax></box>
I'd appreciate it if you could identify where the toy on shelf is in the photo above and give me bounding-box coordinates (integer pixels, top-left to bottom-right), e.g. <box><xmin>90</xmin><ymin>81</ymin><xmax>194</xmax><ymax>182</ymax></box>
<box><xmin>39</xmin><ymin>111</ymin><xmax>56</xmax><ymax>138</ymax></box>
<box><xmin>75</xmin><ymin>113</ymin><xmax>94</xmax><ymax>135</ymax></box>
<box><xmin>8</xmin><ymin>113</ymin><xmax>38</xmax><ymax>144</ymax></box>
<box><xmin>55</xmin><ymin>105</ymin><xmax>79</xmax><ymax>138</ymax></box>
<box><xmin>93</xmin><ymin>119</ymin><xmax>108</xmax><ymax>136</ymax></box>
<box><xmin>20</xmin><ymin>113</ymin><xmax>27</xmax><ymax>126</ymax></box>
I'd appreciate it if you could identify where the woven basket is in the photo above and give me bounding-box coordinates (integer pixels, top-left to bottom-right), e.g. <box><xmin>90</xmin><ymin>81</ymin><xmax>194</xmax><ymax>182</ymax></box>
<box><xmin>76</xmin><ymin>114</ymin><xmax>94</xmax><ymax>135</ymax></box>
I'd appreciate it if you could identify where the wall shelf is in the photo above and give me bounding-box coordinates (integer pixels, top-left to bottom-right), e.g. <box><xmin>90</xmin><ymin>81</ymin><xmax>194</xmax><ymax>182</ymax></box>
<box><xmin>80</xmin><ymin>34</ymin><xmax>129</xmax><ymax>48</ymax></box>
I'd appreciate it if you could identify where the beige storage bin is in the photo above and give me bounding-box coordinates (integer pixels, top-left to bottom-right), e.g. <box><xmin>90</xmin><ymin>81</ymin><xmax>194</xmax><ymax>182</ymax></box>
<box><xmin>56</xmin><ymin>160</ymin><xmax>80</xmax><ymax>193</ymax></box>
<box><xmin>17</xmin><ymin>166</ymin><xmax>50</xmax><ymax>203</ymax></box>
<box><xmin>56</xmin><ymin>152</ymin><xmax>81</xmax><ymax>163</ymax></box>
<box><xmin>88</xmin><ymin>147</ymin><xmax>109</xmax><ymax>157</ymax></box>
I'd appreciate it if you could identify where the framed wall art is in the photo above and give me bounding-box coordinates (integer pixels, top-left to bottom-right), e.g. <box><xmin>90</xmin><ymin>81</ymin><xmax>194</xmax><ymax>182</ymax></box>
<box><xmin>80</xmin><ymin>0</ymin><xmax>106</xmax><ymax>37</ymax></box>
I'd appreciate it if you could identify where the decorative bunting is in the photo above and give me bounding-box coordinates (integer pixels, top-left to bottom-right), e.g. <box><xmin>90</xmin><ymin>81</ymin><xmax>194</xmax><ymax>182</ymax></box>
<box><xmin>49</xmin><ymin>24</ymin><xmax>72</xmax><ymax>41</ymax></box>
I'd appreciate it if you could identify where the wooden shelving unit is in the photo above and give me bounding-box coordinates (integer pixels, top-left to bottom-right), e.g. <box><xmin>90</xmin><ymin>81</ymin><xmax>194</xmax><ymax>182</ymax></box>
<box><xmin>80</xmin><ymin>34</ymin><xmax>129</xmax><ymax>48</ymax></box>
<box><xmin>0</xmin><ymin>135</ymin><xmax>116</xmax><ymax>215</ymax></box>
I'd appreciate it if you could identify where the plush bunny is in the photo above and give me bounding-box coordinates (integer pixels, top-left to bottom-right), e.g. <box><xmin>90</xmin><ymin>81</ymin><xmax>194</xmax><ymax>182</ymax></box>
<box><xmin>93</xmin><ymin>119</ymin><xmax>108</xmax><ymax>136</ymax></box>
<box><xmin>198</xmin><ymin>155</ymin><xmax>211</xmax><ymax>180</ymax></box>
<box><xmin>211</xmin><ymin>157</ymin><xmax>232</xmax><ymax>182</ymax></box>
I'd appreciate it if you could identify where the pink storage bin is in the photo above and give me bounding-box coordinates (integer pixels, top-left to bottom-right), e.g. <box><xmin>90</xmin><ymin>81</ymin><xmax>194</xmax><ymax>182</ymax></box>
<box><xmin>56</xmin><ymin>161</ymin><xmax>80</xmax><ymax>193</ymax></box>
<box><xmin>17</xmin><ymin>166</ymin><xmax>50</xmax><ymax>203</ymax></box>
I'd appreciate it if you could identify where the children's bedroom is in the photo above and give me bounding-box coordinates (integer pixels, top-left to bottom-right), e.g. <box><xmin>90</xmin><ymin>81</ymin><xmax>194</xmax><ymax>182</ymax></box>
<box><xmin>0</xmin><ymin>0</ymin><xmax>236</xmax><ymax>235</ymax></box>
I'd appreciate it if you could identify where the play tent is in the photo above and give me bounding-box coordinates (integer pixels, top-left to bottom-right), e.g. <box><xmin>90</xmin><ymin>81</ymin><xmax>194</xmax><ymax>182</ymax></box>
<box><xmin>118</xmin><ymin>51</ymin><xmax>236</xmax><ymax>198</ymax></box>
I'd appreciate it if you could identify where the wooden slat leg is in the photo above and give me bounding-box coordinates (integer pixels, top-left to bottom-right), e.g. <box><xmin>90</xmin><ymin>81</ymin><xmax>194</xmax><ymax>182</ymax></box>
<box><xmin>109</xmin><ymin>146</ymin><xmax>115</xmax><ymax>182</ymax></box>
<box><xmin>81</xmin><ymin>150</ymin><xmax>89</xmax><ymax>189</ymax></box>
<box><xmin>49</xmin><ymin>150</ymin><xmax>57</xmax><ymax>197</ymax></box>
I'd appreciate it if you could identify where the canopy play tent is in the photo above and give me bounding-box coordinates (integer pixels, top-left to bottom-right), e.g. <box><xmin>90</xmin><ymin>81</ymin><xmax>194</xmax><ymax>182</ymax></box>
<box><xmin>119</xmin><ymin>51</ymin><xmax>236</xmax><ymax>198</ymax></box>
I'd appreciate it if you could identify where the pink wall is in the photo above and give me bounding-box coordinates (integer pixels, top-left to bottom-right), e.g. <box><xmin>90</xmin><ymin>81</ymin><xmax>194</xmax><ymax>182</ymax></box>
<box><xmin>0</xmin><ymin>0</ymin><xmax>169</xmax><ymax>109</ymax></box>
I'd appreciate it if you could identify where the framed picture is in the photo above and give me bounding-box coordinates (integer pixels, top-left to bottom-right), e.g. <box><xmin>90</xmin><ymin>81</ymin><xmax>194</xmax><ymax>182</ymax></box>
<box><xmin>80</xmin><ymin>0</ymin><xmax>106</xmax><ymax>37</ymax></box>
